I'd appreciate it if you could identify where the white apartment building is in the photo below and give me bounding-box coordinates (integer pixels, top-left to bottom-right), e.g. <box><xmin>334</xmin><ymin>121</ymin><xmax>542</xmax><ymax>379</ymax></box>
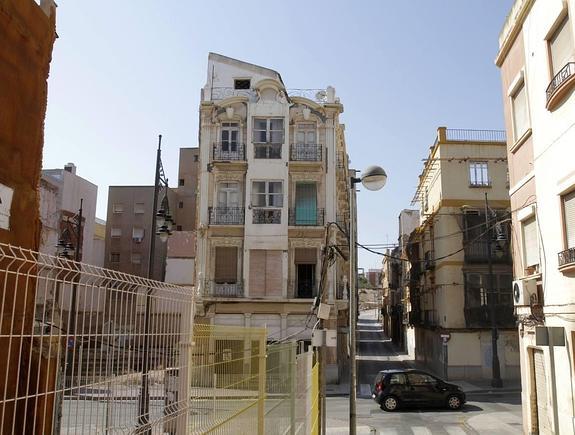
<box><xmin>195</xmin><ymin>53</ymin><xmax>351</xmax><ymax>381</ymax></box>
<box><xmin>496</xmin><ymin>0</ymin><xmax>575</xmax><ymax>433</ymax></box>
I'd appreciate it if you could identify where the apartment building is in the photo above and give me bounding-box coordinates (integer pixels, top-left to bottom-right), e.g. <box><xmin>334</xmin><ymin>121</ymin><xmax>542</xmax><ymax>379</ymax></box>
<box><xmin>406</xmin><ymin>127</ymin><xmax>520</xmax><ymax>381</ymax></box>
<box><xmin>195</xmin><ymin>53</ymin><xmax>351</xmax><ymax>382</ymax></box>
<box><xmin>39</xmin><ymin>163</ymin><xmax>98</xmax><ymax>263</ymax></box>
<box><xmin>496</xmin><ymin>0</ymin><xmax>575</xmax><ymax>432</ymax></box>
<box><xmin>104</xmin><ymin>186</ymin><xmax>175</xmax><ymax>281</ymax></box>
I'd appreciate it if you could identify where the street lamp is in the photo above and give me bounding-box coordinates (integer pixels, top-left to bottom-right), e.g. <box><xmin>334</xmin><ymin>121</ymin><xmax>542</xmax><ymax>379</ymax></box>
<box><xmin>139</xmin><ymin>134</ymin><xmax>173</xmax><ymax>434</ymax></box>
<box><xmin>349</xmin><ymin>165</ymin><xmax>387</xmax><ymax>435</ymax></box>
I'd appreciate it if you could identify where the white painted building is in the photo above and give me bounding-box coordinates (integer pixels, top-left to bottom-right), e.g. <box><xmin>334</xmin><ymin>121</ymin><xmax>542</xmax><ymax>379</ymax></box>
<box><xmin>496</xmin><ymin>0</ymin><xmax>575</xmax><ymax>433</ymax></box>
<box><xmin>195</xmin><ymin>53</ymin><xmax>351</xmax><ymax>381</ymax></box>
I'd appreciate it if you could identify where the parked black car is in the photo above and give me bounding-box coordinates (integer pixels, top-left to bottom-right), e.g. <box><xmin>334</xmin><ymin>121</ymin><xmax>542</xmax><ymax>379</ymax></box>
<box><xmin>372</xmin><ymin>369</ymin><xmax>466</xmax><ymax>411</ymax></box>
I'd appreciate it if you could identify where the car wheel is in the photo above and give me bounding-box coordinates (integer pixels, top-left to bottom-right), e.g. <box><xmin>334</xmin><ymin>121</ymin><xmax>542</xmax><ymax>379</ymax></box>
<box><xmin>446</xmin><ymin>394</ymin><xmax>462</xmax><ymax>410</ymax></box>
<box><xmin>380</xmin><ymin>396</ymin><xmax>399</xmax><ymax>412</ymax></box>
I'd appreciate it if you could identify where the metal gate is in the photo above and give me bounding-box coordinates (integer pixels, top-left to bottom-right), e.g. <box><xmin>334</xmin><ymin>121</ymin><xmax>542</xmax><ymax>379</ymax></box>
<box><xmin>533</xmin><ymin>349</ymin><xmax>551</xmax><ymax>434</ymax></box>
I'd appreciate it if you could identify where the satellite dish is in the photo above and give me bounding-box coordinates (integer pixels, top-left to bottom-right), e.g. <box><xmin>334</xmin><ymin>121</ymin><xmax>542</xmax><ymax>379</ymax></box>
<box><xmin>513</xmin><ymin>282</ymin><xmax>520</xmax><ymax>303</ymax></box>
<box><xmin>315</xmin><ymin>90</ymin><xmax>327</xmax><ymax>101</ymax></box>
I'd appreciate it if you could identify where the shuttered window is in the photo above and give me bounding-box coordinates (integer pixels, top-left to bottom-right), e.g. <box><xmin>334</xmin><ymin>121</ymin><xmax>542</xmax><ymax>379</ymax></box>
<box><xmin>549</xmin><ymin>15</ymin><xmax>574</xmax><ymax>76</ymax></box>
<box><xmin>215</xmin><ymin>247</ymin><xmax>238</xmax><ymax>284</ymax></box>
<box><xmin>295</xmin><ymin>248</ymin><xmax>317</xmax><ymax>264</ymax></box>
<box><xmin>563</xmin><ymin>190</ymin><xmax>575</xmax><ymax>249</ymax></box>
<box><xmin>249</xmin><ymin>250</ymin><xmax>283</xmax><ymax>296</ymax></box>
<box><xmin>522</xmin><ymin>216</ymin><xmax>540</xmax><ymax>267</ymax></box>
<box><xmin>512</xmin><ymin>81</ymin><xmax>529</xmax><ymax>141</ymax></box>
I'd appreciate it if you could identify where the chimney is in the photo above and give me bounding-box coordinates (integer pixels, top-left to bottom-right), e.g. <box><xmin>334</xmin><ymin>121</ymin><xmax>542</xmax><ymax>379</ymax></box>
<box><xmin>64</xmin><ymin>163</ymin><xmax>76</xmax><ymax>175</ymax></box>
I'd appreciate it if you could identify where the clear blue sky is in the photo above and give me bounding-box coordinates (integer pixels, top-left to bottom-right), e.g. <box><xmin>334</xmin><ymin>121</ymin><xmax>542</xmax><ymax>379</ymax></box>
<box><xmin>43</xmin><ymin>0</ymin><xmax>514</xmax><ymax>270</ymax></box>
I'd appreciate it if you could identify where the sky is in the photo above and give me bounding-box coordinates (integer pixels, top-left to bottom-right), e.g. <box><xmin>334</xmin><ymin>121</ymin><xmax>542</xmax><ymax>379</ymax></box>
<box><xmin>42</xmin><ymin>0</ymin><xmax>514</xmax><ymax>270</ymax></box>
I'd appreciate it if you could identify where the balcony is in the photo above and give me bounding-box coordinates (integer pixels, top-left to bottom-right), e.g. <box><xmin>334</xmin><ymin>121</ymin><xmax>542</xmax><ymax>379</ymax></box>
<box><xmin>558</xmin><ymin>247</ymin><xmax>575</xmax><ymax>270</ymax></box>
<box><xmin>464</xmin><ymin>240</ymin><xmax>511</xmax><ymax>264</ymax></box>
<box><xmin>289</xmin><ymin>144</ymin><xmax>323</xmax><ymax>162</ymax></box>
<box><xmin>254</xmin><ymin>143</ymin><xmax>281</xmax><ymax>159</ymax></box>
<box><xmin>288</xmin><ymin>208</ymin><xmax>324</xmax><ymax>226</ymax></box>
<box><xmin>203</xmin><ymin>281</ymin><xmax>244</xmax><ymax>298</ymax></box>
<box><xmin>209</xmin><ymin>207</ymin><xmax>244</xmax><ymax>225</ymax></box>
<box><xmin>464</xmin><ymin>305</ymin><xmax>515</xmax><ymax>328</ymax></box>
<box><xmin>212</xmin><ymin>143</ymin><xmax>245</xmax><ymax>161</ymax></box>
<box><xmin>253</xmin><ymin>208</ymin><xmax>281</xmax><ymax>224</ymax></box>
<box><xmin>546</xmin><ymin>62</ymin><xmax>575</xmax><ymax>111</ymax></box>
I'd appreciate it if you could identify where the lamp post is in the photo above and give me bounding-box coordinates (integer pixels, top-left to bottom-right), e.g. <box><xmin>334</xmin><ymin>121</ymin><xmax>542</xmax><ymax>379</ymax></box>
<box><xmin>349</xmin><ymin>166</ymin><xmax>387</xmax><ymax>435</ymax></box>
<box><xmin>138</xmin><ymin>135</ymin><xmax>173</xmax><ymax>434</ymax></box>
<box><xmin>484</xmin><ymin>192</ymin><xmax>503</xmax><ymax>388</ymax></box>
<box><xmin>56</xmin><ymin>199</ymin><xmax>83</xmax><ymax>388</ymax></box>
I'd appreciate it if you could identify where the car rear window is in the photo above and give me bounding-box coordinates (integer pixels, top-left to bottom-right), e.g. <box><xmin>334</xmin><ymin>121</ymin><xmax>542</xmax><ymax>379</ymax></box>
<box><xmin>389</xmin><ymin>374</ymin><xmax>407</xmax><ymax>385</ymax></box>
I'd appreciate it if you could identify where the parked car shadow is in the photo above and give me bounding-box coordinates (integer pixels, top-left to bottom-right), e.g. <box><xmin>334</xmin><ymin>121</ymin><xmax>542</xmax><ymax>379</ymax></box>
<box><xmin>390</xmin><ymin>403</ymin><xmax>484</xmax><ymax>413</ymax></box>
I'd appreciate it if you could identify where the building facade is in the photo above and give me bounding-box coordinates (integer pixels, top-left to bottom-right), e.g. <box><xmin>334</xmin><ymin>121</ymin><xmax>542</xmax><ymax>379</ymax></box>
<box><xmin>496</xmin><ymin>0</ymin><xmax>575</xmax><ymax>432</ymax></box>
<box><xmin>104</xmin><ymin>186</ymin><xmax>175</xmax><ymax>281</ymax></box>
<box><xmin>195</xmin><ymin>53</ymin><xmax>351</xmax><ymax>381</ymax></box>
<box><xmin>40</xmin><ymin>163</ymin><xmax>98</xmax><ymax>264</ymax></box>
<box><xmin>406</xmin><ymin>127</ymin><xmax>520</xmax><ymax>381</ymax></box>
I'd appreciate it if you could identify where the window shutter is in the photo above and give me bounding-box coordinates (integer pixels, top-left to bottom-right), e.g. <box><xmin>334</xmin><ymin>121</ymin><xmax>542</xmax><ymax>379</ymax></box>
<box><xmin>512</xmin><ymin>82</ymin><xmax>528</xmax><ymax>140</ymax></box>
<box><xmin>265</xmin><ymin>250</ymin><xmax>283</xmax><ymax>296</ymax></box>
<box><xmin>215</xmin><ymin>247</ymin><xmax>237</xmax><ymax>283</ymax></box>
<box><xmin>563</xmin><ymin>190</ymin><xmax>575</xmax><ymax>248</ymax></box>
<box><xmin>550</xmin><ymin>16</ymin><xmax>574</xmax><ymax>75</ymax></box>
<box><xmin>522</xmin><ymin>216</ymin><xmax>539</xmax><ymax>267</ymax></box>
<box><xmin>295</xmin><ymin>248</ymin><xmax>316</xmax><ymax>264</ymax></box>
<box><xmin>249</xmin><ymin>250</ymin><xmax>266</xmax><ymax>297</ymax></box>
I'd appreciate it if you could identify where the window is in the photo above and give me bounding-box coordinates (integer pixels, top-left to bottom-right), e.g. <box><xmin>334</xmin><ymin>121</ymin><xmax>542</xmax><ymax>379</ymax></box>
<box><xmin>562</xmin><ymin>190</ymin><xmax>575</xmax><ymax>249</ymax></box>
<box><xmin>176</xmin><ymin>225</ymin><xmax>182</xmax><ymax>231</ymax></box>
<box><xmin>131</xmin><ymin>253</ymin><xmax>142</xmax><ymax>264</ymax></box>
<box><xmin>254</xmin><ymin>118</ymin><xmax>283</xmax><ymax>159</ymax></box>
<box><xmin>522</xmin><ymin>216</ymin><xmax>540</xmax><ymax>268</ymax></box>
<box><xmin>251</xmin><ymin>181</ymin><xmax>283</xmax><ymax>207</ymax></box>
<box><xmin>511</xmin><ymin>81</ymin><xmax>529</xmax><ymax>141</ymax></box>
<box><xmin>132</xmin><ymin>227</ymin><xmax>144</xmax><ymax>242</ymax></box>
<box><xmin>194</xmin><ymin>155</ymin><xmax>199</xmax><ymax>162</ymax></box>
<box><xmin>221</xmin><ymin>122</ymin><xmax>239</xmax><ymax>152</ymax></box>
<box><xmin>179</xmin><ymin>178</ymin><xmax>185</xmax><ymax>186</ymax></box>
<box><xmin>178</xmin><ymin>201</ymin><xmax>184</xmax><ymax>209</ymax></box>
<box><xmin>549</xmin><ymin>15</ymin><xmax>574</xmax><ymax>76</ymax></box>
<box><xmin>215</xmin><ymin>247</ymin><xmax>238</xmax><ymax>284</ymax></box>
<box><xmin>465</xmin><ymin>273</ymin><xmax>513</xmax><ymax>308</ymax></box>
<box><xmin>111</xmin><ymin>227</ymin><xmax>122</xmax><ymax>238</ymax></box>
<box><xmin>110</xmin><ymin>252</ymin><xmax>120</xmax><ymax>263</ymax></box>
<box><xmin>218</xmin><ymin>182</ymin><xmax>240</xmax><ymax>208</ymax></box>
<box><xmin>469</xmin><ymin>162</ymin><xmax>490</xmax><ymax>187</ymax></box>
<box><xmin>234</xmin><ymin>79</ymin><xmax>250</xmax><ymax>90</ymax></box>
<box><xmin>295</xmin><ymin>123</ymin><xmax>317</xmax><ymax>145</ymax></box>
<box><xmin>389</xmin><ymin>374</ymin><xmax>407</xmax><ymax>385</ymax></box>
<box><xmin>134</xmin><ymin>202</ymin><xmax>145</xmax><ymax>214</ymax></box>
<box><xmin>407</xmin><ymin>373</ymin><xmax>436</xmax><ymax>385</ymax></box>
<box><xmin>112</xmin><ymin>203</ymin><xmax>123</xmax><ymax>214</ymax></box>
<box><xmin>249</xmin><ymin>250</ymin><xmax>282</xmax><ymax>296</ymax></box>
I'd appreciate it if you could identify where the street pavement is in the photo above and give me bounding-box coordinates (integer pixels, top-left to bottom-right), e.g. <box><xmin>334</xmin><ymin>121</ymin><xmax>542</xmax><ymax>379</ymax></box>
<box><xmin>326</xmin><ymin>310</ymin><xmax>523</xmax><ymax>434</ymax></box>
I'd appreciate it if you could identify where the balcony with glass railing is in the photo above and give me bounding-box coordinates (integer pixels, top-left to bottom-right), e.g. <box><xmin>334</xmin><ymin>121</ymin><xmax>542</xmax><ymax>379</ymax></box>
<box><xmin>208</xmin><ymin>207</ymin><xmax>244</xmax><ymax>225</ymax></box>
<box><xmin>252</xmin><ymin>208</ymin><xmax>281</xmax><ymax>224</ymax></box>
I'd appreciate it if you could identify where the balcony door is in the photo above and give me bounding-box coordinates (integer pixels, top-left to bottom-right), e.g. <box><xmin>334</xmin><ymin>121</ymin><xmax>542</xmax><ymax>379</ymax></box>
<box><xmin>218</xmin><ymin>182</ymin><xmax>240</xmax><ymax>208</ymax></box>
<box><xmin>295</xmin><ymin>248</ymin><xmax>316</xmax><ymax>298</ymax></box>
<box><xmin>221</xmin><ymin>123</ymin><xmax>239</xmax><ymax>154</ymax></box>
<box><xmin>295</xmin><ymin>183</ymin><xmax>317</xmax><ymax>225</ymax></box>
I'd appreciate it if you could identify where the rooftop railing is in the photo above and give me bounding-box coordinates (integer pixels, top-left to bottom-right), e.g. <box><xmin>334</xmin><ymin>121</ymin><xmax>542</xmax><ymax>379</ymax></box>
<box><xmin>445</xmin><ymin>129</ymin><xmax>507</xmax><ymax>143</ymax></box>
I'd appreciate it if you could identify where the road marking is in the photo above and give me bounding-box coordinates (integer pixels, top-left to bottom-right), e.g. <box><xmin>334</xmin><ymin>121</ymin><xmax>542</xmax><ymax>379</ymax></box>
<box><xmin>445</xmin><ymin>426</ymin><xmax>467</xmax><ymax>435</ymax></box>
<box><xmin>411</xmin><ymin>427</ymin><xmax>432</xmax><ymax>435</ymax></box>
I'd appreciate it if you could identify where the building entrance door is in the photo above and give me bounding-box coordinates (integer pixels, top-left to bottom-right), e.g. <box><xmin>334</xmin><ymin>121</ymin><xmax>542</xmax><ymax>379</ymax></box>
<box><xmin>296</xmin><ymin>264</ymin><xmax>315</xmax><ymax>298</ymax></box>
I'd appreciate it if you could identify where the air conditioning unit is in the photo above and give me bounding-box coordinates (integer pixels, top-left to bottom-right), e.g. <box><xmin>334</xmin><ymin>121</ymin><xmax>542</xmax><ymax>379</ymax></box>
<box><xmin>513</xmin><ymin>279</ymin><xmax>537</xmax><ymax>306</ymax></box>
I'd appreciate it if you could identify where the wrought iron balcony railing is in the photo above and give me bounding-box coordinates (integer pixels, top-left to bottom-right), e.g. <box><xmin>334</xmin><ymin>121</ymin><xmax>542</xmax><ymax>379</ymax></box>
<box><xmin>289</xmin><ymin>144</ymin><xmax>323</xmax><ymax>161</ymax></box>
<box><xmin>546</xmin><ymin>62</ymin><xmax>575</xmax><ymax>105</ymax></box>
<box><xmin>253</xmin><ymin>208</ymin><xmax>281</xmax><ymax>224</ymax></box>
<box><xmin>203</xmin><ymin>280</ymin><xmax>244</xmax><ymax>298</ymax></box>
<box><xmin>254</xmin><ymin>143</ymin><xmax>282</xmax><ymax>159</ymax></box>
<box><xmin>209</xmin><ymin>207</ymin><xmax>244</xmax><ymax>225</ymax></box>
<box><xmin>212</xmin><ymin>143</ymin><xmax>245</xmax><ymax>161</ymax></box>
<box><xmin>464</xmin><ymin>240</ymin><xmax>511</xmax><ymax>264</ymax></box>
<box><xmin>558</xmin><ymin>247</ymin><xmax>575</xmax><ymax>268</ymax></box>
<box><xmin>288</xmin><ymin>208</ymin><xmax>324</xmax><ymax>226</ymax></box>
<box><xmin>464</xmin><ymin>305</ymin><xmax>516</xmax><ymax>328</ymax></box>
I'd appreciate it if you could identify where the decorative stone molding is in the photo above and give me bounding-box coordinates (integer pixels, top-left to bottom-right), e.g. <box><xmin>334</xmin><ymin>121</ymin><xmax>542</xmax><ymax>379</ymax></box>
<box><xmin>290</xmin><ymin>172</ymin><xmax>322</xmax><ymax>183</ymax></box>
<box><xmin>289</xmin><ymin>238</ymin><xmax>323</xmax><ymax>249</ymax></box>
<box><xmin>209</xmin><ymin>237</ymin><xmax>243</xmax><ymax>248</ymax></box>
<box><xmin>214</xmin><ymin>170</ymin><xmax>245</xmax><ymax>183</ymax></box>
